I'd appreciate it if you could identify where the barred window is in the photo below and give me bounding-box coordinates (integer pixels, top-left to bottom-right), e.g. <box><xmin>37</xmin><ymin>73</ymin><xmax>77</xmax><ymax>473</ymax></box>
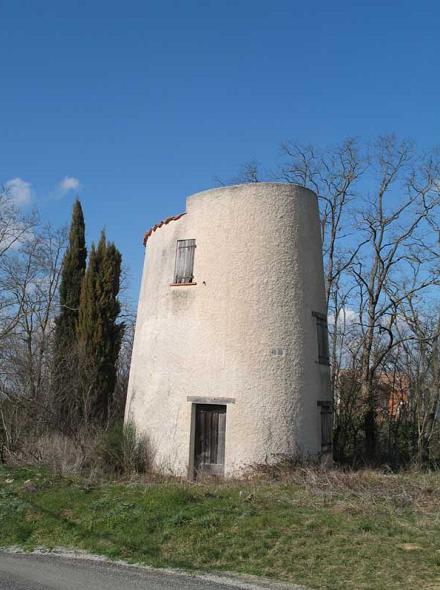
<box><xmin>313</xmin><ymin>311</ymin><xmax>329</xmax><ymax>365</ymax></box>
<box><xmin>318</xmin><ymin>401</ymin><xmax>332</xmax><ymax>452</ymax></box>
<box><xmin>174</xmin><ymin>239</ymin><xmax>196</xmax><ymax>284</ymax></box>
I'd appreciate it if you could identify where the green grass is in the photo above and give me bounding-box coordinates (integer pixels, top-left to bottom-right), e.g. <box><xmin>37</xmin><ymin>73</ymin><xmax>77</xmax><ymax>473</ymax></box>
<box><xmin>1</xmin><ymin>465</ymin><xmax>440</xmax><ymax>589</ymax></box>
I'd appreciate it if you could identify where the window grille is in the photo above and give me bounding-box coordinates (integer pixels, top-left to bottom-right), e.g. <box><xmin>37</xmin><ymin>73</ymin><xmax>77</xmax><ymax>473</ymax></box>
<box><xmin>317</xmin><ymin>401</ymin><xmax>332</xmax><ymax>452</ymax></box>
<box><xmin>313</xmin><ymin>311</ymin><xmax>329</xmax><ymax>365</ymax></box>
<box><xmin>174</xmin><ymin>239</ymin><xmax>196</xmax><ymax>284</ymax></box>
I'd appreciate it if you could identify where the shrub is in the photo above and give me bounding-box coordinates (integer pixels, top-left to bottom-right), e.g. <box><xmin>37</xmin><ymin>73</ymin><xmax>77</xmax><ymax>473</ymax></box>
<box><xmin>96</xmin><ymin>422</ymin><xmax>151</xmax><ymax>475</ymax></box>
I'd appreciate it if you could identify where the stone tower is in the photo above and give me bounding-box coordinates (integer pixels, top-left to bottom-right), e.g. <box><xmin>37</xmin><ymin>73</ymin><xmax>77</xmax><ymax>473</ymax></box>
<box><xmin>125</xmin><ymin>183</ymin><xmax>332</xmax><ymax>477</ymax></box>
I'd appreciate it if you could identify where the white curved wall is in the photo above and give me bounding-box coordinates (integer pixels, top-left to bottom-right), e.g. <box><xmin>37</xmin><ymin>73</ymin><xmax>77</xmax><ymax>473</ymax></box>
<box><xmin>125</xmin><ymin>183</ymin><xmax>331</xmax><ymax>476</ymax></box>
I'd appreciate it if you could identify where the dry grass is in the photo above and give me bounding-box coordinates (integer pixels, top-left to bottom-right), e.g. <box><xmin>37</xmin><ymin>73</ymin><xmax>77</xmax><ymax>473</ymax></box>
<box><xmin>242</xmin><ymin>458</ymin><xmax>440</xmax><ymax>515</ymax></box>
<box><xmin>7</xmin><ymin>431</ymin><xmax>95</xmax><ymax>475</ymax></box>
<box><xmin>5</xmin><ymin>424</ymin><xmax>152</xmax><ymax>479</ymax></box>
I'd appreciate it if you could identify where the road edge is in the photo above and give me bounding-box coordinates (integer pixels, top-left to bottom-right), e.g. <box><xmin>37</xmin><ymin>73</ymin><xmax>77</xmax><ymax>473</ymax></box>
<box><xmin>0</xmin><ymin>547</ymin><xmax>310</xmax><ymax>590</ymax></box>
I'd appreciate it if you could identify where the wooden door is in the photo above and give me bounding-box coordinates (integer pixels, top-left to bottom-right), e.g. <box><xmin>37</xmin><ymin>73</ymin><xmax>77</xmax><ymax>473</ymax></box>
<box><xmin>194</xmin><ymin>404</ymin><xmax>226</xmax><ymax>477</ymax></box>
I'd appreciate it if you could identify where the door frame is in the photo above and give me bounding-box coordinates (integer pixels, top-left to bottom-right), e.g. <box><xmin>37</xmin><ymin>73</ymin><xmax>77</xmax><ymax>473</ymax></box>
<box><xmin>187</xmin><ymin>397</ymin><xmax>235</xmax><ymax>480</ymax></box>
<box><xmin>193</xmin><ymin>404</ymin><xmax>226</xmax><ymax>478</ymax></box>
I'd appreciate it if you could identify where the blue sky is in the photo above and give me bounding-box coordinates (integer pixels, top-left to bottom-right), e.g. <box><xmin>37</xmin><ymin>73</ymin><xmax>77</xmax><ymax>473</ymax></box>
<box><xmin>1</xmin><ymin>0</ymin><xmax>439</xmax><ymax>301</ymax></box>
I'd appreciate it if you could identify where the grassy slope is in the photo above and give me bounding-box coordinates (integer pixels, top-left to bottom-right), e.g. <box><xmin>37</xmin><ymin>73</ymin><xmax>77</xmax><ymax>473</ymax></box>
<box><xmin>0</xmin><ymin>466</ymin><xmax>439</xmax><ymax>590</ymax></box>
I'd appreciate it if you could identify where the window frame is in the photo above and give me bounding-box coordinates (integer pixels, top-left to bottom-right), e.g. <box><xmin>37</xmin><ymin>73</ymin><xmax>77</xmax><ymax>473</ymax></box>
<box><xmin>317</xmin><ymin>400</ymin><xmax>333</xmax><ymax>452</ymax></box>
<box><xmin>173</xmin><ymin>239</ymin><xmax>196</xmax><ymax>285</ymax></box>
<box><xmin>312</xmin><ymin>311</ymin><xmax>330</xmax><ymax>365</ymax></box>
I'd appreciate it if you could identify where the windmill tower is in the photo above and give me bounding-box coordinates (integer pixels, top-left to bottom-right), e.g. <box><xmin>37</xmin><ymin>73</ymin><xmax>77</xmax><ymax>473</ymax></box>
<box><xmin>125</xmin><ymin>183</ymin><xmax>332</xmax><ymax>477</ymax></box>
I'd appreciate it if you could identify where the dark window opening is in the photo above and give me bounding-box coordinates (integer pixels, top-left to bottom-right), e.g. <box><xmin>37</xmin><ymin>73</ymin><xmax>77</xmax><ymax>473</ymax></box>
<box><xmin>318</xmin><ymin>400</ymin><xmax>332</xmax><ymax>452</ymax></box>
<box><xmin>174</xmin><ymin>239</ymin><xmax>196</xmax><ymax>284</ymax></box>
<box><xmin>313</xmin><ymin>311</ymin><xmax>329</xmax><ymax>365</ymax></box>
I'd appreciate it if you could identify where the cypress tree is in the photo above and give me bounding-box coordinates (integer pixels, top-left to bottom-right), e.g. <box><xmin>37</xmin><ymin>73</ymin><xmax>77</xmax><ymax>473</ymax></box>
<box><xmin>77</xmin><ymin>231</ymin><xmax>123</xmax><ymax>424</ymax></box>
<box><xmin>52</xmin><ymin>200</ymin><xmax>87</xmax><ymax>425</ymax></box>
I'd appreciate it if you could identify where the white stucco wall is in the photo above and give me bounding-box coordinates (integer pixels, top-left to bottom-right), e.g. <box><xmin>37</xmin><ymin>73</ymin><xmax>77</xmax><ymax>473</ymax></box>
<box><xmin>125</xmin><ymin>183</ymin><xmax>331</xmax><ymax>477</ymax></box>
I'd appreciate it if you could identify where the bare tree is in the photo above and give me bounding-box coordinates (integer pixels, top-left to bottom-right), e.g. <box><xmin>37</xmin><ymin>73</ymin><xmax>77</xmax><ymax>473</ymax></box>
<box><xmin>350</xmin><ymin>136</ymin><xmax>440</xmax><ymax>459</ymax></box>
<box><xmin>0</xmin><ymin>187</ymin><xmax>36</xmax><ymax>343</ymax></box>
<box><xmin>0</xmin><ymin>224</ymin><xmax>66</xmax><ymax>453</ymax></box>
<box><xmin>214</xmin><ymin>160</ymin><xmax>262</xmax><ymax>186</ymax></box>
<box><xmin>396</xmin><ymin>297</ymin><xmax>440</xmax><ymax>463</ymax></box>
<box><xmin>279</xmin><ymin>138</ymin><xmax>366</xmax><ymax>303</ymax></box>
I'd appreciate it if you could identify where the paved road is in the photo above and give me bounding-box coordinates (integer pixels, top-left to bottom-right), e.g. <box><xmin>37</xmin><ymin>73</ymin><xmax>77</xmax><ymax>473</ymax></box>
<box><xmin>0</xmin><ymin>552</ymin><xmax>303</xmax><ymax>590</ymax></box>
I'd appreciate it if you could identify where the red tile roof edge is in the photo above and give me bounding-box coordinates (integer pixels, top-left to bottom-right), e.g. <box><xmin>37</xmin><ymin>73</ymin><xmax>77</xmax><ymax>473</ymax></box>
<box><xmin>143</xmin><ymin>213</ymin><xmax>186</xmax><ymax>246</ymax></box>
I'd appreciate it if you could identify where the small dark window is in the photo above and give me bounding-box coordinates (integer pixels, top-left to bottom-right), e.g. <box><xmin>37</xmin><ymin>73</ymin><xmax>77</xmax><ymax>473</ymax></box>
<box><xmin>313</xmin><ymin>311</ymin><xmax>329</xmax><ymax>365</ymax></box>
<box><xmin>318</xmin><ymin>401</ymin><xmax>332</xmax><ymax>452</ymax></box>
<box><xmin>174</xmin><ymin>239</ymin><xmax>196</xmax><ymax>284</ymax></box>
